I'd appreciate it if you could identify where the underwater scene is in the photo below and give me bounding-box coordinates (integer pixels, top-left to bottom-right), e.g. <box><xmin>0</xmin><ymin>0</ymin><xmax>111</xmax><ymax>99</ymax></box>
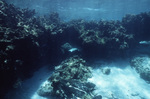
<box><xmin>1</xmin><ymin>0</ymin><xmax>150</xmax><ymax>99</ymax></box>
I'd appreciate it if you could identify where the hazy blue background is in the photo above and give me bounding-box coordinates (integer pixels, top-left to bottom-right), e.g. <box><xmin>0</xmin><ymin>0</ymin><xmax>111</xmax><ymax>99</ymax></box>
<box><xmin>5</xmin><ymin>0</ymin><xmax>150</xmax><ymax>21</ymax></box>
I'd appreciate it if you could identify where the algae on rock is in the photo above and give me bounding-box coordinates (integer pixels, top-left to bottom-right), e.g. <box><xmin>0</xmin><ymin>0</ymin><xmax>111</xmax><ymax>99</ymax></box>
<box><xmin>37</xmin><ymin>56</ymin><xmax>96</xmax><ymax>99</ymax></box>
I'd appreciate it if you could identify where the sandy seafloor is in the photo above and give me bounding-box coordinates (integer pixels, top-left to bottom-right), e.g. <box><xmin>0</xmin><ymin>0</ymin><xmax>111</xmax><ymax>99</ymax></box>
<box><xmin>5</xmin><ymin>59</ymin><xmax>150</xmax><ymax>99</ymax></box>
<box><xmin>88</xmin><ymin>60</ymin><xmax>150</xmax><ymax>99</ymax></box>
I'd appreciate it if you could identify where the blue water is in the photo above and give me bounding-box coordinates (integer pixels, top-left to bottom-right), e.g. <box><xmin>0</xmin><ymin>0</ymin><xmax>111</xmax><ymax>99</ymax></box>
<box><xmin>5</xmin><ymin>0</ymin><xmax>150</xmax><ymax>21</ymax></box>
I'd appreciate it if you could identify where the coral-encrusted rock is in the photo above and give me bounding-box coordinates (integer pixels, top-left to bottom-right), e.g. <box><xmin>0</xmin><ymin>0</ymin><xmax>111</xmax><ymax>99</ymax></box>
<box><xmin>37</xmin><ymin>80</ymin><xmax>53</xmax><ymax>97</ymax></box>
<box><xmin>122</xmin><ymin>12</ymin><xmax>150</xmax><ymax>41</ymax></box>
<box><xmin>70</xmin><ymin>20</ymin><xmax>133</xmax><ymax>50</ymax></box>
<box><xmin>37</xmin><ymin>56</ymin><xmax>95</xmax><ymax>99</ymax></box>
<box><xmin>67</xmin><ymin>19</ymin><xmax>134</xmax><ymax>58</ymax></box>
<box><xmin>130</xmin><ymin>56</ymin><xmax>150</xmax><ymax>83</ymax></box>
<box><xmin>51</xmin><ymin>55</ymin><xmax>92</xmax><ymax>81</ymax></box>
<box><xmin>0</xmin><ymin>0</ymin><xmax>41</xmax><ymax>98</ymax></box>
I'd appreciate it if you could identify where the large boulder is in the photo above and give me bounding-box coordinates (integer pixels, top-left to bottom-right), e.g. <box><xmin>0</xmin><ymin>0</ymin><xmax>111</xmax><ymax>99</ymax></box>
<box><xmin>37</xmin><ymin>56</ymin><xmax>98</xmax><ymax>99</ymax></box>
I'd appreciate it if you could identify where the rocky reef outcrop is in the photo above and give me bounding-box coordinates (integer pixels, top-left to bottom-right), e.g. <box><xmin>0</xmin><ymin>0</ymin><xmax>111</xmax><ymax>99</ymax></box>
<box><xmin>130</xmin><ymin>56</ymin><xmax>150</xmax><ymax>83</ymax></box>
<box><xmin>0</xmin><ymin>1</ymin><xmax>40</xmax><ymax>97</ymax></box>
<box><xmin>122</xmin><ymin>12</ymin><xmax>150</xmax><ymax>41</ymax></box>
<box><xmin>0</xmin><ymin>1</ymin><xmax>66</xmax><ymax>98</ymax></box>
<box><xmin>37</xmin><ymin>56</ymin><xmax>100</xmax><ymax>99</ymax></box>
<box><xmin>67</xmin><ymin>19</ymin><xmax>134</xmax><ymax>58</ymax></box>
<box><xmin>77</xmin><ymin>20</ymin><xmax>132</xmax><ymax>49</ymax></box>
<box><xmin>122</xmin><ymin>12</ymin><xmax>150</xmax><ymax>56</ymax></box>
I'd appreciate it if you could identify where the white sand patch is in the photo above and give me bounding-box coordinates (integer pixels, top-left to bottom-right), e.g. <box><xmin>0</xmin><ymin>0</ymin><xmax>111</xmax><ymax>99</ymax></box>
<box><xmin>31</xmin><ymin>93</ymin><xmax>47</xmax><ymax>99</ymax></box>
<box><xmin>88</xmin><ymin>62</ymin><xmax>150</xmax><ymax>99</ymax></box>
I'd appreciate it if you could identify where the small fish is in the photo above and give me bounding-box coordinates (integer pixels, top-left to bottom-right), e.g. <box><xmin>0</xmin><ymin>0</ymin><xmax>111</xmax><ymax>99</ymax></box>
<box><xmin>139</xmin><ymin>41</ymin><xmax>150</xmax><ymax>45</ymax></box>
<box><xmin>68</xmin><ymin>48</ymin><xmax>79</xmax><ymax>52</ymax></box>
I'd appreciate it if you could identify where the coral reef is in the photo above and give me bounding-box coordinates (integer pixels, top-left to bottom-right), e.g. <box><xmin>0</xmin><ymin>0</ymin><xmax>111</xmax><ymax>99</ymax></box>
<box><xmin>1</xmin><ymin>0</ymin><xmax>150</xmax><ymax>98</ymax></box>
<box><xmin>69</xmin><ymin>20</ymin><xmax>133</xmax><ymax>49</ymax></box>
<box><xmin>37</xmin><ymin>56</ymin><xmax>97</xmax><ymax>99</ymax></box>
<box><xmin>122</xmin><ymin>12</ymin><xmax>150</xmax><ymax>41</ymax></box>
<box><xmin>66</xmin><ymin>19</ymin><xmax>134</xmax><ymax>58</ymax></box>
<box><xmin>0</xmin><ymin>1</ymin><xmax>65</xmax><ymax>98</ymax></box>
<box><xmin>0</xmin><ymin>1</ymin><xmax>40</xmax><ymax>97</ymax></box>
<box><xmin>130</xmin><ymin>56</ymin><xmax>150</xmax><ymax>83</ymax></box>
